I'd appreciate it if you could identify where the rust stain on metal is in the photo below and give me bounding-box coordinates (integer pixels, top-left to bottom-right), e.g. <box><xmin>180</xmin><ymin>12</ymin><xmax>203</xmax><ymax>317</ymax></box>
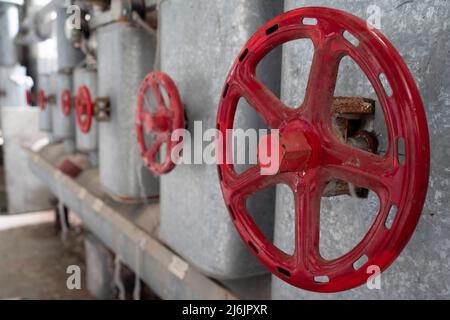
<box><xmin>325</xmin><ymin>96</ymin><xmax>379</xmax><ymax>198</ymax></box>
<box><xmin>332</xmin><ymin>96</ymin><xmax>375</xmax><ymax>115</ymax></box>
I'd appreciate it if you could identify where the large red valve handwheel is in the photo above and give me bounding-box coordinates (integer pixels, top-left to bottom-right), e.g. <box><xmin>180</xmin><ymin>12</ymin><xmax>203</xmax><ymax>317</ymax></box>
<box><xmin>38</xmin><ymin>89</ymin><xmax>46</xmax><ymax>110</ymax></box>
<box><xmin>135</xmin><ymin>72</ymin><xmax>184</xmax><ymax>175</ymax></box>
<box><xmin>61</xmin><ymin>89</ymin><xmax>72</xmax><ymax>116</ymax></box>
<box><xmin>75</xmin><ymin>85</ymin><xmax>94</xmax><ymax>133</ymax></box>
<box><xmin>216</xmin><ymin>7</ymin><xmax>430</xmax><ymax>292</ymax></box>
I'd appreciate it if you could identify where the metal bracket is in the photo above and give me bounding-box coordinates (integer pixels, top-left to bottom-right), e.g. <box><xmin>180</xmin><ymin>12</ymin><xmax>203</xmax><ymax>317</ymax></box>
<box><xmin>323</xmin><ymin>96</ymin><xmax>378</xmax><ymax>198</ymax></box>
<box><xmin>94</xmin><ymin>97</ymin><xmax>110</xmax><ymax>121</ymax></box>
<box><xmin>46</xmin><ymin>94</ymin><xmax>56</xmax><ymax>105</ymax></box>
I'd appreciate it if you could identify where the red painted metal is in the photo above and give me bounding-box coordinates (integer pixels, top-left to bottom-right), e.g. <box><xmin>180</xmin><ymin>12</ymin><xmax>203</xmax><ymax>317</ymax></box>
<box><xmin>26</xmin><ymin>90</ymin><xmax>32</xmax><ymax>106</ymax></box>
<box><xmin>37</xmin><ymin>89</ymin><xmax>46</xmax><ymax>110</ymax></box>
<box><xmin>135</xmin><ymin>71</ymin><xmax>184</xmax><ymax>176</ymax></box>
<box><xmin>61</xmin><ymin>89</ymin><xmax>72</xmax><ymax>116</ymax></box>
<box><xmin>216</xmin><ymin>7</ymin><xmax>430</xmax><ymax>292</ymax></box>
<box><xmin>75</xmin><ymin>85</ymin><xmax>94</xmax><ymax>133</ymax></box>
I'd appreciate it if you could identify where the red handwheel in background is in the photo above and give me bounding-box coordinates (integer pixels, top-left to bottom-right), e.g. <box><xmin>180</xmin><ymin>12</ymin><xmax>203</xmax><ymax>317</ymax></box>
<box><xmin>26</xmin><ymin>90</ymin><xmax>32</xmax><ymax>106</ymax></box>
<box><xmin>75</xmin><ymin>85</ymin><xmax>94</xmax><ymax>133</ymax></box>
<box><xmin>135</xmin><ymin>71</ymin><xmax>184</xmax><ymax>176</ymax></box>
<box><xmin>61</xmin><ymin>89</ymin><xmax>72</xmax><ymax>116</ymax></box>
<box><xmin>37</xmin><ymin>89</ymin><xmax>46</xmax><ymax>110</ymax></box>
<box><xmin>216</xmin><ymin>7</ymin><xmax>430</xmax><ymax>292</ymax></box>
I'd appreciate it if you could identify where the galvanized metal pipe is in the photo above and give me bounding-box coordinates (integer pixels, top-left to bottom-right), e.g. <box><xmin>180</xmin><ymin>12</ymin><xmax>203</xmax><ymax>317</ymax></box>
<box><xmin>159</xmin><ymin>0</ymin><xmax>283</xmax><ymax>279</ymax></box>
<box><xmin>97</xmin><ymin>21</ymin><xmax>159</xmax><ymax>201</ymax></box>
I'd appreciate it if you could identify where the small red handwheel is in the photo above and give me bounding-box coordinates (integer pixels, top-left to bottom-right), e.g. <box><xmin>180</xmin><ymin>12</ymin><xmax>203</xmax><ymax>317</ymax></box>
<box><xmin>216</xmin><ymin>7</ymin><xmax>430</xmax><ymax>292</ymax></box>
<box><xmin>75</xmin><ymin>85</ymin><xmax>94</xmax><ymax>133</ymax></box>
<box><xmin>135</xmin><ymin>71</ymin><xmax>184</xmax><ymax>175</ymax></box>
<box><xmin>61</xmin><ymin>89</ymin><xmax>72</xmax><ymax>116</ymax></box>
<box><xmin>26</xmin><ymin>90</ymin><xmax>32</xmax><ymax>106</ymax></box>
<box><xmin>38</xmin><ymin>89</ymin><xmax>46</xmax><ymax>110</ymax></box>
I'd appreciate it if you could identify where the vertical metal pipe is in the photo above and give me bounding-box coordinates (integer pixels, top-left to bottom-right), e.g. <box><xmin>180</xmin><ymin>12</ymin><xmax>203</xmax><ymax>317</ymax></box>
<box><xmin>159</xmin><ymin>0</ymin><xmax>283</xmax><ymax>279</ymax></box>
<box><xmin>97</xmin><ymin>22</ymin><xmax>159</xmax><ymax>201</ymax></box>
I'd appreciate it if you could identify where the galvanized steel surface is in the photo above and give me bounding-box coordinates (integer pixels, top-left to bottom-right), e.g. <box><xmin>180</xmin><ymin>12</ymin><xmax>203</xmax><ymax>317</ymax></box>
<box><xmin>0</xmin><ymin>65</ymin><xmax>27</xmax><ymax>107</ymax></box>
<box><xmin>38</xmin><ymin>74</ymin><xmax>52</xmax><ymax>132</ymax></box>
<box><xmin>272</xmin><ymin>0</ymin><xmax>450</xmax><ymax>299</ymax></box>
<box><xmin>97</xmin><ymin>22</ymin><xmax>159</xmax><ymax>201</ymax></box>
<box><xmin>52</xmin><ymin>72</ymin><xmax>75</xmax><ymax>140</ymax></box>
<box><xmin>159</xmin><ymin>0</ymin><xmax>283</xmax><ymax>279</ymax></box>
<box><xmin>53</xmin><ymin>7</ymin><xmax>84</xmax><ymax>72</ymax></box>
<box><xmin>0</xmin><ymin>2</ymin><xmax>19</xmax><ymax>66</ymax></box>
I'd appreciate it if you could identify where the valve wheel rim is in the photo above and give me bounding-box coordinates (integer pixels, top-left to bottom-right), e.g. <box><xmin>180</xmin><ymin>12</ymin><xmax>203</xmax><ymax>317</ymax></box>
<box><xmin>216</xmin><ymin>7</ymin><xmax>430</xmax><ymax>292</ymax></box>
<box><xmin>135</xmin><ymin>71</ymin><xmax>184</xmax><ymax>176</ymax></box>
<box><xmin>38</xmin><ymin>89</ymin><xmax>46</xmax><ymax>110</ymax></box>
<box><xmin>75</xmin><ymin>85</ymin><xmax>93</xmax><ymax>134</ymax></box>
<box><xmin>61</xmin><ymin>89</ymin><xmax>72</xmax><ymax>116</ymax></box>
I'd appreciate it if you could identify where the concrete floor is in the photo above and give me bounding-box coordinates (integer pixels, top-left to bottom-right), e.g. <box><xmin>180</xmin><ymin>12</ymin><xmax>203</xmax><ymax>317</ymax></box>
<box><xmin>0</xmin><ymin>211</ymin><xmax>93</xmax><ymax>299</ymax></box>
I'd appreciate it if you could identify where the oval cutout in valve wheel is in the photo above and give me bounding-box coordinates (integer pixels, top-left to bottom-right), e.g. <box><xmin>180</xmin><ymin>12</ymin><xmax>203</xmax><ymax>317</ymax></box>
<box><xmin>61</xmin><ymin>89</ymin><xmax>72</xmax><ymax>116</ymax></box>
<box><xmin>135</xmin><ymin>71</ymin><xmax>185</xmax><ymax>176</ymax></box>
<box><xmin>75</xmin><ymin>85</ymin><xmax>94</xmax><ymax>134</ymax></box>
<box><xmin>216</xmin><ymin>7</ymin><xmax>430</xmax><ymax>292</ymax></box>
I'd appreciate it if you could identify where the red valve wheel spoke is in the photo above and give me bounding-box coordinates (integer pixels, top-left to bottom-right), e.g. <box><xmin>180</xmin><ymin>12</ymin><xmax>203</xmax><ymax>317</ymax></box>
<box><xmin>135</xmin><ymin>71</ymin><xmax>185</xmax><ymax>176</ymax></box>
<box><xmin>149</xmin><ymin>81</ymin><xmax>166</xmax><ymax>109</ymax></box>
<box><xmin>233</xmin><ymin>77</ymin><xmax>293</xmax><ymax>129</ymax></box>
<box><xmin>216</xmin><ymin>7</ymin><xmax>430</xmax><ymax>292</ymax></box>
<box><xmin>221</xmin><ymin>165</ymin><xmax>283</xmax><ymax>204</ymax></box>
<box><xmin>321</xmin><ymin>141</ymin><xmax>398</xmax><ymax>198</ymax></box>
<box><xmin>61</xmin><ymin>89</ymin><xmax>72</xmax><ymax>116</ymax></box>
<box><xmin>292</xmin><ymin>174</ymin><xmax>322</xmax><ymax>269</ymax></box>
<box><xmin>144</xmin><ymin>137</ymin><xmax>163</xmax><ymax>166</ymax></box>
<box><xmin>75</xmin><ymin>85</ymin><xmax>94</xmax><ymax>134</ymax></box>
<box><xmin>301</xmin><ymin>37</ymin><xmax>343</xmax><ymax>124</ymax></box>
